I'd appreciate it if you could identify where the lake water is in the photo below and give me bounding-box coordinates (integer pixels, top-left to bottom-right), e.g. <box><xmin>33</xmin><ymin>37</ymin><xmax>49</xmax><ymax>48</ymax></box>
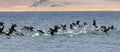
<box><xmin>0</xmin><ymin>11</ymin><xmax>120</xmax><ymax>52</ymax></box>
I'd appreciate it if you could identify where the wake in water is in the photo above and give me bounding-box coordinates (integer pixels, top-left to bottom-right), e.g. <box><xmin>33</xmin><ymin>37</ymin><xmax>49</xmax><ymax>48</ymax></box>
<box><xmin>0</xmin><ymin>19</ymin><xmax>119</xmax><ymax>37</ymax></box>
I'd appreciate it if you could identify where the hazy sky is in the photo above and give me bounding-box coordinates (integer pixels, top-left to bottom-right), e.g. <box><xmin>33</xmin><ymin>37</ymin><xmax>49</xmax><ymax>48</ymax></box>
<box><xmin>0</xmin><ymin>0</ymin><xmax>120</xmax><ymax>11</ymax></box>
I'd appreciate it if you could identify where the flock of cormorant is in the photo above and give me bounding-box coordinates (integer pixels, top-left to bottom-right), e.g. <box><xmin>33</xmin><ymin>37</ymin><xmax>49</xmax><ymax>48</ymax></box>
<box><xmin>0</xmin><ymin>19</ymin><xmax>116</xmax><ymax>37</ymax></box>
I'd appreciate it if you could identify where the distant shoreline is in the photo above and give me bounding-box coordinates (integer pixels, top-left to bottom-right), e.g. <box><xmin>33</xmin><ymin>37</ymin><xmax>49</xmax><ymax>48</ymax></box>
<box><xmin>0</xmin><ymin>11</ymin><xmax>120</xmax><ymax>12</ymax></box>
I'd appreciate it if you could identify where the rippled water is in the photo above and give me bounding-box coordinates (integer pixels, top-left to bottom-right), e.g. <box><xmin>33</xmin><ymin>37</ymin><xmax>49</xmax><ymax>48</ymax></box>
<box><xmin>0</xmin><ymin>11</ymin><xmax>120</xmax><ymax>52</ymax></box>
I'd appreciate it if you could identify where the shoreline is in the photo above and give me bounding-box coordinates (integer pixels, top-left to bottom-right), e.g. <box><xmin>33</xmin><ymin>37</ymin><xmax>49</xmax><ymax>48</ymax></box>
<box><xmin>0</xmin><ymin>11</ymin><xmax>120</xmax><ymax>12</ymax></box>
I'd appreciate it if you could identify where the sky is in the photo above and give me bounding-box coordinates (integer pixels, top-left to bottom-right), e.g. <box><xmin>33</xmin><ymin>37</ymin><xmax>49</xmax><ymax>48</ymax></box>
<box><xmin>0</xmin><ymin>0</ymin><xmax>120</xmax><ymax>11</ymax></box>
